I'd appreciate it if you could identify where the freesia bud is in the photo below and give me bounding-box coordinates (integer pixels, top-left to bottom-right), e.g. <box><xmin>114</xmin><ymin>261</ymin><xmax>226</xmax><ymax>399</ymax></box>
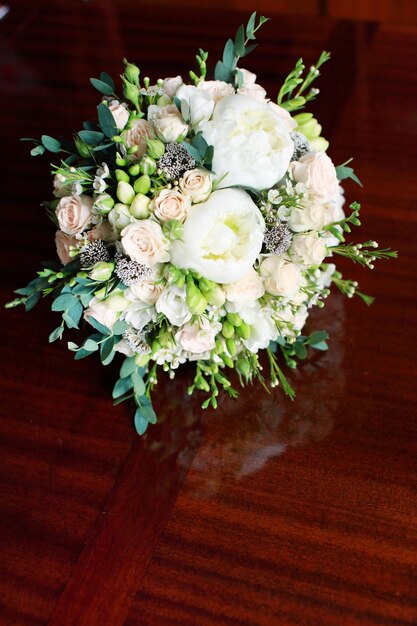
<box><xmin>108</xmin><ymin>203</ymin><xmax>132</xmax><ymax>231</ymax></box>
<box><xmin>139</xmin><ymin>155</ymin><xmax>157</xmax><ymax>175</ymax></box>
<box><xmin>115</xmin><ymin>169</ymin><xmax>130</xmax><ymax>182</ymax></box>
<box><xmin>133</xmin><ymin>174</ymin><xmax>151</xmax><ymax>194</ymax></box>
<box><xmin>146</xmin><ymin>138</ymin><xmax>165</xmax><ymax>159</ymax></box>
<box><xmin>89</xmin><ymin>261</ymin><xmax>114</xmax><ymax>282</ymax></box>
<box><xmin>199</xmin><ymin>278</ymin><xmax>226</xmax><ymax>306</ymax></box>
<box><xmin>186</xmin><ymin>278</ymin><xmax>207</xmax><ymax>315</ymax></box>
<box><xmin>106</xmin><ymin>290</ymin><xmax>129</xmax><ymax>311</ymax></box>
<box><xmin>123</xmin><ymin>59</ymin><xmax>140</xmax><ymax>85</ymax></box>
<box><xmin>94</xmin><ymin>194</ymin><xmax>115</xmax><ymax>214</ymax></box>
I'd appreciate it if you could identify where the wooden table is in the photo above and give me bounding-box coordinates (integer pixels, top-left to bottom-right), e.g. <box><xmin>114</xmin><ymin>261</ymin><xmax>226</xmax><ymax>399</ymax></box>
<box><xmin>1</xmin><ymin>2</ymin><xmax>416</xmax><ymax>624</ymax></box>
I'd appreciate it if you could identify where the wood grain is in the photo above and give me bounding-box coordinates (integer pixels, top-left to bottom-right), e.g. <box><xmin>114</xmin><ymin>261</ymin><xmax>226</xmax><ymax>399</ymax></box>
<box><xmin>0</xmin><ymin>2</ymin><xmax>416</xmax><ymax>625</ymax></box>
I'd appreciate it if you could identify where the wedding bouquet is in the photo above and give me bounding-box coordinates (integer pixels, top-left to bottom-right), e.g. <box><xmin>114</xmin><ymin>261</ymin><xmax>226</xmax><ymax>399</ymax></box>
<box><xmin>8</xmin><ymin>13</ymin><xmax>396</xmax><ymax>434</ymax></box>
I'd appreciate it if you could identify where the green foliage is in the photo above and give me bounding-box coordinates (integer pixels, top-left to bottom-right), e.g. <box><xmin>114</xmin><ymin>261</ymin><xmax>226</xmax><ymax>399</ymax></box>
<box><xmin>90</xmin><ymin>77</ymin><xmax>114</xmax><ymax>96</ymax></box>
<box><xmin>278</xmin><ymin>50</ymin><xmax>330</xmax><ymax>111</ymax></box>
<box><xmin>335</xmin><ymin>158</ymin><xmax>363</xmax><ymax>187</ymax></box>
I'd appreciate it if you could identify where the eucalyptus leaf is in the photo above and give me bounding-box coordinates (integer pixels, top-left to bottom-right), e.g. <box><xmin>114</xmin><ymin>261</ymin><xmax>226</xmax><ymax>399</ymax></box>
<box><xmin>98</xmin><ymin>103</ymin><xmax>116</xmax><ymax>138</ymax></box>
<box><xmin>41</xmin><ymin>135</ymin><xmax>61</xmax><ymax>153</ymax></box>
<box><xmin>90</xmin><ymin>77</ymin><xmax>114</xmax><ymax>96</ymax></box>
<box><xmin>134</xmin><ymin>410</ymin><xmax>149</xmax><ymax>435</ymax></box>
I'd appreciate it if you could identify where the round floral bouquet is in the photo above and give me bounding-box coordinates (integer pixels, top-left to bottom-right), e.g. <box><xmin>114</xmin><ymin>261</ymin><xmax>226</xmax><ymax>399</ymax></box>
<box><xmin>8</xmin><ymin>13</ymin><xmax>396</xmax><ymax>434</ymax></box>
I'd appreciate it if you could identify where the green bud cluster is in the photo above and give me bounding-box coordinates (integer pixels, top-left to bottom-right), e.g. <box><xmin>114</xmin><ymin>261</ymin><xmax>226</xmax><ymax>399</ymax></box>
<box><xmin>294</xmin><ymin>112</ymin><xmax>329</xmax><ymax>152</ymax></box>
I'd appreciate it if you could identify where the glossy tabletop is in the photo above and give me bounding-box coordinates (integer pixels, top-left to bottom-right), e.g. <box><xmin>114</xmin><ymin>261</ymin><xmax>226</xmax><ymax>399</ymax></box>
<box><xmin>0</xmin><ymin>2</ymin><xmax>416</xmax><ymax>625</ymax></box>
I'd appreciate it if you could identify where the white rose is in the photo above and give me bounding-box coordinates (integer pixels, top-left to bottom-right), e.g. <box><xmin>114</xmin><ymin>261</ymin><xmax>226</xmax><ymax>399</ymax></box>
<box><xmin>175</xmin><ymin>318</ymin><xmax>221</xmax><ymax>354</ymax></box>
<box><xmin>198</xmin><ymin>80</ymin><xmax>234</xmax><ymax>103</ymax></box>
<box><xmin>290</xmin><ymin>233</ymin><xmax>327</xmax><ymax>268</ymax></box>
<box><xmin>109</xmin><ymin>101</ymin><xmax>130</xmax><ymax>130</ymax></box>
<box><xmin>153</xmin><ymin>189</ymin><xmax>191</xmax><ymax>222</ymax></box>
<box><xmin>201</xmin><ymin>94</ymin><xmax>294</xmax><ymax>191</ymax></box>
<box><xmin>176</xmin><ymin>84</ymin><xmax>215</xmax><ymax>131</ymax></box>
<box><xmin>108</xmin><ymin>203</ymin><xmax>134</xmax><ymax>232</ymax></box>
<box><xmin>292</xmin><ymin>152</ymin><xmax>339</xmax><ymax>199</ymax></box>
<box><xmin>148</xmin><ymin>104</ymin><xmax>188</xmax><ymax>142</ymax></box>
<box><xmin>123</xmin><ymin>301</ymin><xmax>156</xmax><ymax>331</ymax></box>
<box><xmin>260</xmin><ymin>255</ymin><xmax>303</xmax><ymax>297</ymax></box>
<box><xmin>124</xmin><ymin>119</ymin><xmax>155</xmax><ymax>158</ymax></box>
<box><xmin>84</xmin><ymin>297</ymin><xmax>119</xmax><ymax>331</ymax></box>
<box><xmin>121</xmin><ymin>219</ymin><xmax>170</xmax><ymax>266</ymax></box>
<box><xmin>156</xmin><ymin>285</ymin><xmax>191</xmax><ymax>326</ymax></box>
<box><xmin>179</xmin><ymin>168</ymin><xmax>212</xmax><ymax>203</ymax></box>
<box><xmin>223</xmin><ymin>268</ymin><xmax>265</xmax><ymax>303</ymax></box>
<box><xmin>288</xmin><ymin>199</ymin><xmax>327</xmax><ymax>233</ymax></box>
<box><xmin>56</xmin><ymin>194</ymin><xmax>93</xmax><ymax>235</ymax></box>
<box><xmin>237</xmin><ymin>83</ymin><xmax>267</xmax><ymax>101</ymax></box>
<box><xmin>170</xmin><ymin>188</ymin><xmax>265</xmax><ymax>284</ymax></box>
<box><xmin>162</xmin><ymin>75</ymin><xmax>183</xmax><ymax>98</ymax></box>
<box><xmin>128</xmin><ymin>272</ymin><xmax>163</xmax><ymax>305</ymax></box>
<box><xmin>55</xmin><ymin>230</ymin><xmax>76</xmax><ymax>265</ymax></box>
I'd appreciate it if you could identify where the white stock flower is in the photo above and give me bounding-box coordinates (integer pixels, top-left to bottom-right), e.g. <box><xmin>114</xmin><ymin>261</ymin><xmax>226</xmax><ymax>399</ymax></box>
<box><xmin>176</xmin><ymin>84</ymin><xmax>215</xmax><ymax>131</ymax></box>
<box><xmin>156</xmin><ymin>285</ymin><xmax>192</xmax><ymax>326</ymax></box>
<box><xmin>260</xmin><ymin>255</ymin><xmax>303</xmax><ymax>297</ymax></box>
<box><xmin>170</xmin><ymin>188</ymin><xmax>265</xmax><ymax>284</ymax></box>
<box><xmin>223</xmin><ymin>268</ymin><xmax>265</xmax><ymax>303</ymax></box>
<box><xmin>202</xmin><ymin>94</ymin><xmax>294</xmax><ymax>191</ymax></box>
<box><xmin>179</xmin><ymin>168</ymin><xmax>212</xmax><ymax>203</ymax></box>
<box><xmin>56</xmin><ymin>194</ymin><xmax>93</xmax><ymax>235</ymax></box>
<box><xmin>175</xmin><ymin>317</ymin><xmax>221</xmax><ymax>354</ymax></box>
<box><xmin>121</xmin><ymin>219</ymin><xmax>170</xmax><ymax>266</ymax></box>
<box><xmin>148</xmin><ymin>104</ymin><xmax>188</xmax><ymax>142</ymax></box>
<box><xmin>290</xmin><ymin>233</ymin><xmax>327</xmax><ymax>267</ymax></box>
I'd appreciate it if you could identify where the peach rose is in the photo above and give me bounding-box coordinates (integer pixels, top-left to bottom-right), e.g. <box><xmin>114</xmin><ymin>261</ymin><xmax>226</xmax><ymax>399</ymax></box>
<box><xmin>289</xmin><ymin>233</ymin><xmax>327</xmax><ymax>268</ymax></box>
<box><xmin>124</xmin><ymin>119</ymin><xmax>155</xmax><ymax>158</ymax></box>
<box><xmin>179</xmin><ymin>168</ymin><xmax>212</xmax><ymax>203</ymax></box>
<box><xmin>148</xmin><ymin>104</ymin><xmax>188</xmax><ymax>142</ymax></box>
<box><xmin>128</xmin><ymin>273</ymin><xmax>163</xmax><ymax>305</ymax></box>
<box><xmin>237</xmin><ymin>83</ymin><xmax>267</xmax><ymax>101</ymax></box>
<box><xmin>56</xmin><ymin>194</ymin><xmax>93</xmax><ymax>235</ymax></box>
<box><xmin>121</xmin><ymin>219</ymin><xmax>170</xmax><ymax>266</ymax></box>
<box><xmin>260</xmin><ymin>255</ymin><xmax>302</xmax><ymax>297</ymax></box>
<box><xmin>84</xmin><ymin>297</ymin><xmax>119</xmax><ymax>331</ymax></box>
<box><xmin>198</xmin><ymin>80</ymin><xmax>234</xmax><ymax>103</ymax></box>
<box><xmin>292</xmin><ymin>152</ymin><xmax>339</xmax><ymax>199</ymax></box>
<box><xmin>153</xmin><ymin>189</ymin><xmax>191</xmax><ymax>222</ymax></box>
<box><xmin>223</xmin><ymin>268</ymin><xmax>265</xmax><ymax>302</ymax></box>
<box><xmin>87</xmin><ymin>220</ymin><xmax>115</xmax><ymax>242</ymax></box>
<box><xmin>109</xmin><ymin>101</ymin><xmax>130</xmax><ymax>129</ymax></box>
<box><xmin>55</xmin><ymin>230</ymin><xmax>76</xmax><ymax>265</ymax></box>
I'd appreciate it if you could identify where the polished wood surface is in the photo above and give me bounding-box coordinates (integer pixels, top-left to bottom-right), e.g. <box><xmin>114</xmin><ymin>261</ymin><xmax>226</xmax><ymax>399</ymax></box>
<box><xmin>1</xmin><ymin>2</ymin><xmax>416</xmax><ymax>625</ymax></box>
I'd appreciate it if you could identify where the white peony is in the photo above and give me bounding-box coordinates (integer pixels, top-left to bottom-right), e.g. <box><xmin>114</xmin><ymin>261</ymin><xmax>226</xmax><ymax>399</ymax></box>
<box><xmin>260</xmin><ymin>255</ymin><xmax>303</xmax><ymax>298</ymax></box>
<box><xmin>155</xmin><ymin>285</ymin><xmax>192</xmax><ymax>327</ymax></box>
<box><xmin>176</xmin><ymin>84</ymin><xmax>215</xmax><ymax>131</ymax></box>
<box><xmin>170</xmin><ymin>188</ymin><xmax>265</xmax><ymax>284</ymax></box>
<box><xmin>201</xmin><ymin>94</ymin><xmax>294</xmax><ymax>191</ymax></box>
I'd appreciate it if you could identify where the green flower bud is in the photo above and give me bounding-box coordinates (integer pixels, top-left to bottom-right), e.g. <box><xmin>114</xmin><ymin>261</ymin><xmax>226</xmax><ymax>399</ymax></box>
<box><xmin>128</xmin><ymin>163</ymin><xmax>141</xmax><ymax>177</ymax></box>
<box><xmin>310</xmin><ymin>137</ymin><xmax>329</xmax><ymax>152</ymax></box>
<box><xmin>117</xmin><ymin>181</ymin><xmax>135</xmax><ymax>205</ymax></box>
<box><xmin>163</xmin><ymin>219</ymin><xmax>184</xmax><ymax>241</ymax></box>
<box><xmin>151</xmin><ymin>339</ymin><xmax>161</xmax><ymax>355</ymax></box>
<box><xmin>94</xmin><ymin>194</ymin><xmax>115</xmax><ymax>214</ymax></box>
<box><xmin>225</xmin><ymin>337</ymin><xmax>237</xmax><ymax>357</ymax></box>
<box><xmin>186</xmin><ymin>277</ymin><xmax>207</xmax><ymax>315</ymax></box>
<box><xmin>220</xmin><ymin>353</ymin><xmax>234</xmax><ymax>368</ymax></box>
<box><xmin>236</xmin><ymin>321</ymin><xmax>250</xmax><ymax>340</ymax></box>
<box><xmin>140</xmin><ymin>155</ymin><xmax>157</xmax><ymax>175</ymax></box>
<box><xmin>123</xmin><ymin>80</ymin><xmax>140</xmax><ymax>104</ymax></box>
<box><xmin>199</xmin><ymin>277</ymin><xmax>226</xmax><ymax>306</ymax></box>
<box><xmin>221</xmin><ymin>320</ymin><xmax>234</xmax><ymax>339</ymax></box>
<box><xmin>115</xmin><ymin>169</ymin><xmax>130</xmax><ymax>183</ymax></box>
<box><xmin>146</xmin><ymin>138</ymin><xmax>165</xmax><ymax>159</ymax></box>
<box><xmin>108</xmin><ymin>203</ymin><xmax>132</xmax><ymax>231</ymax></box>
<box><xmin>293</xmin><ymin>112</ymin><xmax>313</xmax><ymax>125</ymax></box>
<box><xmin>133</xmin><ymin>174</ymin><xmax>151</xmax><ymax>195</ymax></box>
<box><xmin>123</xmin><ymin>59</ymin><xmax>140</xmax><ymax>85</ymax></box>
<box><xmin>89</xmin><ymin>261</ymin><xmax>114</xmax><ymax>282</ymax></box>
<box><xmin>135</xmin><ymin>353</ymin><xmax>150</xmax><ymax>367</ymax></box>
<box><xmin>226</xmin><ymin>312</ymin><xmax>242</xmax><ymax>327</ymax></box>
<box><xmin>116</xmin><ymin>153</ymin><xmax>128</xmax><ymax>167</ymax></box>
<box><xmin>74</xmin><ymin>137</ymin><xmax>91</xmax><ymax>158</ymax></box>
<box><xmin>236</xmin><ymin>356</ymin><xmax>251</xmax><ymax>379</ymax></box>
<box><xmin>129</xmin><ymin>193</ymin><xmax>150</xmax><ymax>219</ymax></box>
<box><xmin>157</xmin><ymin>94</ymin><xmax>172</xmax><ymax>107</ymax></box>
<box><xmin>106</xmin><ymin>290</ymin><xmax>129</xmax><ymax>311</ymax></box>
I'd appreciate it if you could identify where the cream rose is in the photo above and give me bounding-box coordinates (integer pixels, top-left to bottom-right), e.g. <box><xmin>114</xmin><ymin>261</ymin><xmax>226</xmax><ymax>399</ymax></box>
<box><xmin>124</xmin><ymin>119</ymin><xmax>155</xmax><ymax>158</ymax></box>
<box><xmin>153</xmin><ymin>189</ymin><xmax>191</xmax><ymax>222</ymax></box>
<box><xmin>290</xmin><ymin>233</ymin><xmax>327</xmax><ymax>268</ymax></box>
<box><xmin>56</xmin><ymin>194</ymin><xmax>93</xmax><ymax>235</ymax></box>
<box><xmin>237</xmin><ymin>83</ymin><xmax>267</xmax><ymax>101</ymax></box>
<box><xmin>162</xmin><ymin>75</ymin><xmax>183</xmax><ymax>98</ymax></box>
<box><xmin>176</xmin><ymin>84</ymin><xmax>215</xmax><ymax>131</ymax></box>
<box><xmin>84</xmin><ymin>297</ymin><xmax>120</xmax><ymax>331</ymax></box>
<box><xmin>156</xmin><ymin>285</ymin><xmax>191</xmax><ymax>326</ymax></box>
<box><xmin>223</xmin><ymin>268</ymin><xmax>265</xmax><ymax>303</ymax></box>
<box><xmin>55</xmin><ymin>230</ymin><xmax>76</xmax><ymax>265</ymax></box>
<box><xmin>260</xmin><ymin>255</ymin><xmax>303</xmax><ymax>297</ymax></box>
<box><xmin>198</xmin><ymin>80</ymin><xmax>234</xmax><ymax>103</ymax></box>
<box><xmin>121</xmin><ymin>219</ymin><xmax>170</xmax><ymax>266</ymax></box>
<box><xmin>292</xmin><ymin>152</ymin><xmax>339</xmax><ymax>199</ymax></box>
<box><xmin>201</xmin><ymin>94</ymin><xmax>294</xmax><ymax>191</ymax></box>
<box><xmin>288</xmin><ymin>200</ymin><xmax>327</xmax><ymax>233</ymax></box>
<box><xmin>87</xmin><ymin>220</ymin><xmax>115</xmax><ymax>242</ymax></box>
<box><xmin>128</xmin><ymin>273</ymin><xmax>163</xmax><ymax>305</ymax></box>
<box><xmin>175</xmin><ymin>318</ymin><xmax>221</xmax><ymax>354</ymax></box>
<box><xmin>109</xmin><ymin>101</ymin><xmax>130</xmax><ymax>129</ymax></box>
<box><xmin>179</xmin><ymin>168</ymin><xmax>212</xmax><ymax>204</ymax></box>
<box><xmin>148</xmin><ymin>104</ymin><xmax>188</xmax><ymax>142</ymax></box>
<box><xmin>170</xmin><ymin>188</ymin><xmax>265</xmax><ymax>284</ymax></box>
